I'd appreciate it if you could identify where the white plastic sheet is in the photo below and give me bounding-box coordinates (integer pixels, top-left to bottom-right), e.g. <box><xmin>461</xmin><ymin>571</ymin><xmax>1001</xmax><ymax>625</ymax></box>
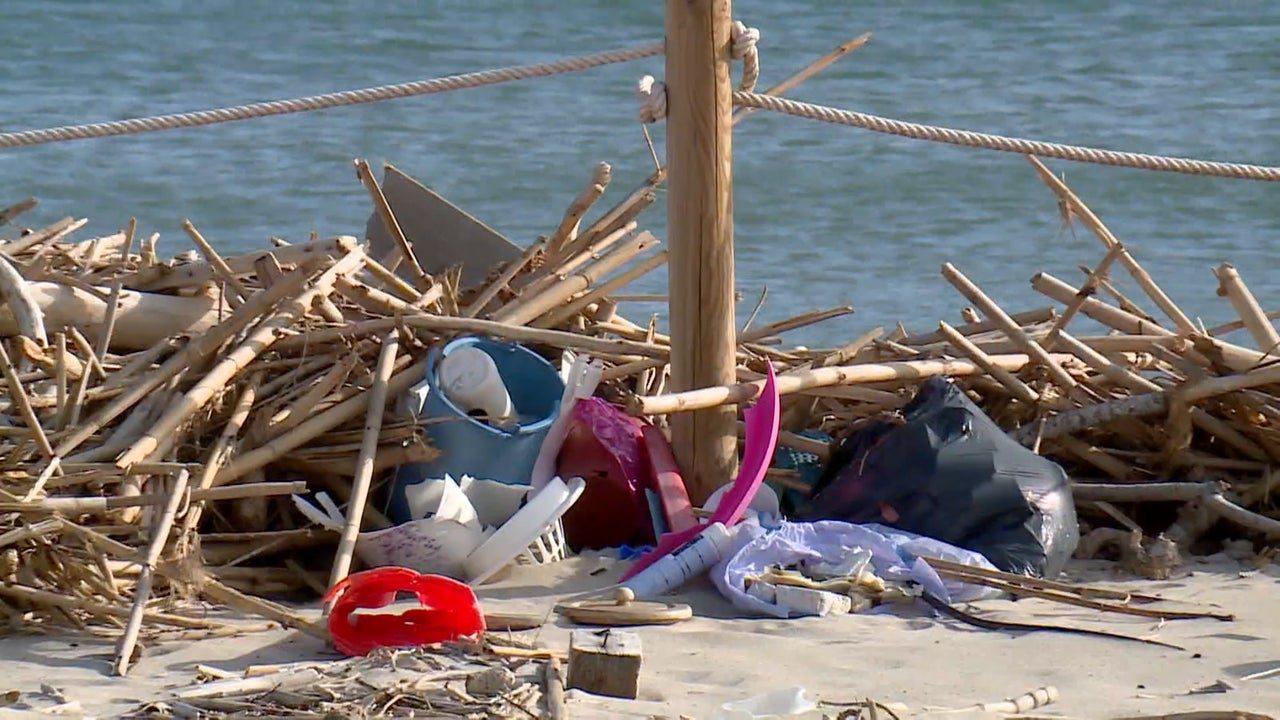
<box><xmin>713</xmin><ymin>520</ymin><xmax>1001</xmax><ymax>618</ymax></box>
<box><xmin>711</xmin><ymin>686</ymin><xmax>817</xmax><ymax>720</ymax></box>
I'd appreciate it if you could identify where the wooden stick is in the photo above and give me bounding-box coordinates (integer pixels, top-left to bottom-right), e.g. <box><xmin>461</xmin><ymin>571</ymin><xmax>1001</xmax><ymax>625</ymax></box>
<box><xmin>215</xmin><ymin>358</ymin><xmax>427</xmax><ymax>486</ymax></box>
<box><xmin>181</xmin><ymin>378</ymin><xmax>259</xmax><ymax>537</ymax></box>
<box><xmin>1044</xmin><ymin>243</ymin><xmax>1125</xmax><ymax>349</ymax></box>
<box><xmin>120</xmin><ymin>216</ymin><xmax>137</xmax><ymax>267</ymax></box>
<box><xmin>1032</xmin><ymin>272</ymin><xmax>1173</xmax><ymax>337</ymax></box>
<box><xmin>276</xmin><ymin>313</ymin><xmax>670</xmax><ymax>360</ymax></box>
<box><xmin>0</xmin><ymin>582</ymin><xmax>221</xmax><ymax>629</ymax></box>
<box><xmin>53</xmin><ymin>332</ymin><xmax>68</xmax><ymax>430</ymax></box>
<box><xmin>0</xmin><ymin>341</ymin><xmax>55</xmax><ymax>459</ymax></box>
<box><xmin>495</xmin><ymin>232</ymin><xmax>658</xmax><ymax>327</ymax></box>
<box><xmin>903</xmin><ymin>308</ymin><xmax>1056</xmax><ymax>347</ymax></box>
<box><xmin>631</xmin><ymin>353</ymin><xmax>1065</xmax><ymax>415</ymax></box>
<box><xmin>738</xmin><ymin>306</ymin><xmax>854</xmax><ymax>344</ymax></box>
<box><xmin>928</xmin><ymin>560</ymin><xmax>1231</xmax><ymax>621</ymax></box>
<box><xmin>329</xmin><ymin>332</ymin><xmax>398</xmax><ymax>588</ymax></box>
<box><xmin>94</xmin><ymin>280</ymin><xmax>124</xmax><ymax>360</ymax></box>
<box><xmin>942</xmin><ymin>263</ymin><xmax>1081</xmax><ymax>395</ymax></box>
<box><xmin>361</xmin><ymin>253</ymin><xmax>422</xmax><ymax>303</ymax></box>
<box><xmin>536</xmin><ymin>249</ymin><xmax>669</xmax><ymax>329</ymax></box>
<box><xmin>0</xmin><ymin>196</ymin><xmax>37</xmax><ymax>226</ymax></box>
<box><xmin>182</xmin><ymin>220</ymin><xmax>249</xmax><ymax>308</ymax></box>
<box><xmin>4</xmin><ymin>217</ymin><xmax>85</xmax><ymax>255</ymax></box>
<box><xmin>355</xmin><ymin>158</ymin><xmax>432</xmax><ymax>290</ymax></box>
<box><xmin>547</xmin><ymin>162</ymin><xmax>612</xmax><ymax>261</ymax></box>
<box><xmin>1214</xmin><ymin>263</ymin><xmax>1280</xmax><ymax>356</ymax></box>
<box><xmin>1027</xmin><ymin>156</ymin><xmax>1197</xmax><ymax>334</ymax></box>
<box><xmin>938</xmin><ymin>321</ymin><xmax>1040</xmax><ymax>404</ymax></box>
<box><xmin>511</xmin><ymin>221</ymin><xmax>638</xmax><ymax>308</ymax></box>
<box><xmin>732</xmin><ymin>32</ymin><xmax>872</xmax><ymax>123</ymax></box>
<box><xmin>115</xmin><ymin>468</ymin><xmax>191</xmax><ymax>675</ymax></box>
<box><xmin>116</xmin><ymin>250</ymin><xmax>364</xmax><ymax>466</ymax></box>
<box><xmin>1071</xmin><ymin>481</ymin><xmax>1209</xmax><ymax>503</ymax></box>
<box><xmin>464</xmin><ymin>238</ymin><xmax>546</xmax><ymax>318</ymax></box>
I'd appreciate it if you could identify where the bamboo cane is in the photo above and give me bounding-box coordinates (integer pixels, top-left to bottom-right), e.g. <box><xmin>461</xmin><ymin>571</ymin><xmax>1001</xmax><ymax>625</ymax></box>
<box><xmin>329</xmin><ymin>332</ymin><xmax>398</xmax><ymax>588</ymax></box>
<box><xmin>0</xmin><ymin>196</ymin><xmax>37</xmax><ymax>226</ymax></box>
<box><xmin>1044</xmin><ymin>243</ymin><xmax>1126</xmax><ymax>350</ymax></box>
<box><xmin>355</xmin><ymin>158</ymin><xmax>432</xmax><ymax>291</ymax></box>
<box><xmin>631</xmin><ymin>353</ymin><xmax>1070</xmax><ymax>415</ymax></box>
<box><xmin>54</xmin><ymin>257</ymin><xmax>333</xmax><ymax>457</ymax></box>
<box><xmin>214</xmin><ymin>357</ymin><xmax>426</xmax><ymax>486</ymax></box>
<box><xmin>464</xmin><ymin>237</ymin><xmax>546</xmax><ymax>318</ymax></box>
<box><xmin>546</xmin><ymin>162</ymin><xmax>612</xmax><ymax>261</ymax></box>
<box><xmin>938</xmin><ymin>321</ymin><xmax>1040</xmax><ymax>404</ymax></box>
<box><xmin>1214</xmin><ymin>263</ymin><xmax>1280</xmax><ymax>356</ymax></box>
<box><xmin>182</xmin><ymin>221</ymin><xmax>249</xmax><ymax>308</ymax></box>
<box><xmin>494</xmin><ymin>232</ymin><xmax>658</xmax><ymax>326</ymax></box>
<box><xmin>943</xmin><ymin>263</ymin><xmax>1082</xmax><ymax>396</ymax></box>
<box><xmin>0</xmin><ymin>341</ymin><xmax>55</xmax><ymax>460</ymax></box>
<box><xmin>116</xmin><ymin>250</ymin><xmax>365</xmax><ymax>467</ymax></box>
<box><xmin>536</xmin><ymin>249</ymin><xmax>669</xmax><ymax>329</ymax></box>
<box><xmin>115</xmin><ymin>468</ymin><xmax>190</xmax><ymax>675</ymax></box>
<box><xmin>180</xmin><ymin>378</ymin><xmax>259</xmax><ymax>538</ymax></box>
<box><xmin>1027</xmin><ymin>156</ymin><xmax>1197</xmax><ymax>334</ymax></box>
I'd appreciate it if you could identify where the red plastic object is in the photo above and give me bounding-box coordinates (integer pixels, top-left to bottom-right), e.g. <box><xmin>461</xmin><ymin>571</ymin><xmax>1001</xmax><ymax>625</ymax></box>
<box><xmin>323</xmin><ymin>567</ymin><xmax>486</xmax><ymax>656</ymax></box>
<box><xmin>641</xmin><ymin>425</ymin><xmax>696</xmax><ymax>534</ymax></box>
<box><xmin>556</xmin><ymin>398</ymin><xmax>655</xmax><ymax>550</ymax></box>
<box><xmin>622</xmin><ymin>362</ymin><xmax>780</xmax><ymax>581</ymax></box>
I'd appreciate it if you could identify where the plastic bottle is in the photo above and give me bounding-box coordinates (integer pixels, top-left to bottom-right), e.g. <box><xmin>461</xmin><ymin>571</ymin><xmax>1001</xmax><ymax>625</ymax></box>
<box><xmin>437</xmin><ymin>347</ymin><xmax>515</xmax><ymax>426</ymax></box>
<box><xmin>622</xmin><ymin>522</ymin><xmax>734</xmax><ymax>598</ymax></box>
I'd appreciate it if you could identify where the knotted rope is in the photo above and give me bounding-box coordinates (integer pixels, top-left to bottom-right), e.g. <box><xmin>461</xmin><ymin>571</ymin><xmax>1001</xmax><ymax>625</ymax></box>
<box><xmin>637</xmin><ymin>19</ymin><xmax>761</xmax><ymax>124</ymax></box>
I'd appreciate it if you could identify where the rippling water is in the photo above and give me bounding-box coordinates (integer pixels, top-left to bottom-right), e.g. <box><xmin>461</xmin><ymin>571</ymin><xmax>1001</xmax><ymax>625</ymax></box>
<box><xmin>4</xmin><ymin>1</ymin><xmax>1278</xmax><ymax>346</ymax></box>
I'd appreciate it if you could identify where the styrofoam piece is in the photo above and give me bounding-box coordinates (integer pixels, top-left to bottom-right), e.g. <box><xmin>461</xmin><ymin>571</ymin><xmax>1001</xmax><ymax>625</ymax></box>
<box><xmin>464</xmin><ymin>476</ymin><xmax>585</xmax><ymax>585</ymax></box>
<box><xmin>774</xmin><ymin>585</ymin><xmax>852</xmax><ymax>617</ymax></box>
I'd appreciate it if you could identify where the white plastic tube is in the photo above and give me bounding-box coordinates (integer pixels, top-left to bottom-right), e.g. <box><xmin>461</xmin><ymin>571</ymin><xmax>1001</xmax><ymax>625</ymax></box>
<box><xmin>623</xmin><ymin>522</ymin><xmax>734</xmax><ymax>598</ymax></box>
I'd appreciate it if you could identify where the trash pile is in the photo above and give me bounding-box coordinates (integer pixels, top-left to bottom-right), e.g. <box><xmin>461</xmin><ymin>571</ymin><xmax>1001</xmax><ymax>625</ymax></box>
<box><xmin>0</xmin><ymin>154</ymin><xmax>1277</xmax><ymax>713</ymax></box>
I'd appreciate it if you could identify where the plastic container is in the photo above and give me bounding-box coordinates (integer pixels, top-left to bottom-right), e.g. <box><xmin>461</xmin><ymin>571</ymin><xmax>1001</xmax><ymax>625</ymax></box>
<box><xmin>323</xmin><ymin>567</ymin><xmax>486</xmax><ymax>657</ymax></box>
<box><xmin>463</xmin><ymin>476</ymin><xmax>586</xmax><ymax>585</ymax></box>
<box><xmin>387</xmin><ymin>337</ymin><xmax>564</xmax><ymax>524</ymax></box>
<box><xmin>622</xmin><ymin>522</ymin><xmax>734</xmax><ymax>599</ymax></box>
<box><xmin>437</xmin><ymin>346</ymin><xmax>515</xmax><ymax>426</ymax></box>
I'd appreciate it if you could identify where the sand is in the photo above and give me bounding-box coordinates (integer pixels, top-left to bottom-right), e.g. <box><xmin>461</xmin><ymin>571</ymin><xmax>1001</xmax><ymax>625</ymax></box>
<box><xmin>0</xmin><ymin>554</ymin><xmax>1276</xmax><ymax>719</ymax></box>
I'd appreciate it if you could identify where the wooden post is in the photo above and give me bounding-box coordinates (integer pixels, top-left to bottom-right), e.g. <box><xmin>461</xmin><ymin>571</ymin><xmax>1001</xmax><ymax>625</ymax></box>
<box><xmin>666</xmin><ymin>0</ymin><xmax>739</xmax><ymax>503</ymax></box>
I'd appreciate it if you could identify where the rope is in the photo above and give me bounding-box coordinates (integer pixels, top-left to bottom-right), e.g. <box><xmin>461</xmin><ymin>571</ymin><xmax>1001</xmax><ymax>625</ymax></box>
<box><xmin>731</xmin><ymin>92</ymin><xmax>1280</xmax><ymax>182</ymax></box>
<box><xmin>637</xmin><ymin>19</ymin><xmax>760</xmax><ymax>123</ymax></box>
<box><xmin>0</xmin><ymin>42</ymin><xmax>664</xmax><ymax>150</ymax></box>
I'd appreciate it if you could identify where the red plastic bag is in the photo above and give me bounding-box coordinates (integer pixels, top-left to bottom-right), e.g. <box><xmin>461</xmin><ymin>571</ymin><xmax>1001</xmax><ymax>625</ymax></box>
<box><xmin>323</xmin><ymin>567</ymin><xmax>486</xmax><ymax>656</ymax></box>
<box><xmin>556</xmin><ymin>398</ymin><xmax>654</xmax><ymax>550</ymax></box>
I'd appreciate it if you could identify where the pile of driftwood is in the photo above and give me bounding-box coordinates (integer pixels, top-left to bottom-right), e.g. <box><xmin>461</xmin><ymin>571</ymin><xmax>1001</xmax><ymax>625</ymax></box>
<box><xmin>632</xmin><ymin>156</ymin><xmax>1280</xmax><ymax>572</ymax></box>
<box><xmin>0</xmin><ymin>162</ymin><xmax>674</xmax><ymax>673</ymax></box>
<box><xmin>0</xmin><ymin>149</ymin><xmax>1277</xmax><ymax>673</ymax></box>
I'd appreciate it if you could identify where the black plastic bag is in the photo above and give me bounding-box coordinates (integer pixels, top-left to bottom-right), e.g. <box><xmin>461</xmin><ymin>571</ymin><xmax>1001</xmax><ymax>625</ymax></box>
<box><xmin>799</xmin><ymin>377</ymin><xmax>1078</xmax><ymax>577</ymax></box>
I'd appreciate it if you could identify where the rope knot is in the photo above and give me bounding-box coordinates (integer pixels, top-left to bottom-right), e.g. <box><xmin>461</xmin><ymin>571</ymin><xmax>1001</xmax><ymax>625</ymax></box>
<box><xmin>730</xmin><ymin>21</ymin><xmax>761</xmax><ymax>92</ymax></box>
<box><xmin>635</xmin><ymin>18</ymin><xmax>760</xmax><ymax>123</ymax></box>
<box><xmin>637</xmin><ymin>74</ymin><xmax>667</xmax><ymax>124</ymax></box>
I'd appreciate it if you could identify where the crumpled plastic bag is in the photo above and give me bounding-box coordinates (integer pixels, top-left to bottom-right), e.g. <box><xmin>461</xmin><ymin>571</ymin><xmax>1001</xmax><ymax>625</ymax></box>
<box><xmin>711</xmin><ymin>686</ymin><xmax>817</xmax><ymax>720</ymax></box>
<box><xmin>713</xmin><ymin>520</ymin><xmax>1001</xmax><ymax>618</ymax></box>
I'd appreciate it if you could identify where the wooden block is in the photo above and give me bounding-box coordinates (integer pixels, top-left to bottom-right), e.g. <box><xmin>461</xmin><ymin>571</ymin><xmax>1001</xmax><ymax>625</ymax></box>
<box><xmin>567</xmin><ymin>629</ymin><xmax>642</xmax><ymax>699</ymax></box>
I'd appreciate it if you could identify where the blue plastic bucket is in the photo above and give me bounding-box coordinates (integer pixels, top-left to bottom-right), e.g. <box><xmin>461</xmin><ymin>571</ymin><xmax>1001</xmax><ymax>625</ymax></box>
<box><xmin>386</xmin><ymin>336</ymin><xmax>564</xmax><ymax>524</ymax></box>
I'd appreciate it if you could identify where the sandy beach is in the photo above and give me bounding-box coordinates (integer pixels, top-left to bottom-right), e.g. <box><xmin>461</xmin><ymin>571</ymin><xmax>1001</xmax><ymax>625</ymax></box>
<box><xmin>1</xmin><ymin>552</ymin><xmax>1276</xmax><ymax>719</ymax></box>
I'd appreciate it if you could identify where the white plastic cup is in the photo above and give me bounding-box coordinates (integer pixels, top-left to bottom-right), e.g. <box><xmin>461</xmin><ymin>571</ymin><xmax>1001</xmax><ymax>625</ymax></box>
<box><xmin>437</xmin><ymin>346</ymin><xmax>515</xmax><ymax>426</ymax></box>
<box><xmin>623</xmin><ymin>522</ymin><xmax>734</xmax><ymax>599</ymax></box>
